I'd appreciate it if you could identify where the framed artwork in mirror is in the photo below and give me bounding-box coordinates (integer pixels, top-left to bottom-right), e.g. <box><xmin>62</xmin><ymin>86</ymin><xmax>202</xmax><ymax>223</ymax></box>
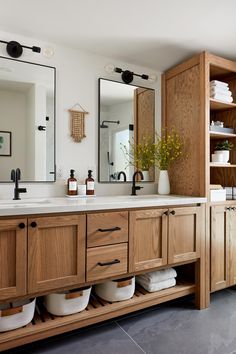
<box><xmin>0</xmin><ymin>131</ymin><xmax>11</xmax><ymax>156</ymax></box>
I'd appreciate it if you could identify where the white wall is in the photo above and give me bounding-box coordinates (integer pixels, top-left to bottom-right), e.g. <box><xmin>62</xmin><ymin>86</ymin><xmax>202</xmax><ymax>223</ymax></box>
<box><xmin>0</xmin><ymin>30</ymin><xmax>162</xmax><ymax>199</ymax></box>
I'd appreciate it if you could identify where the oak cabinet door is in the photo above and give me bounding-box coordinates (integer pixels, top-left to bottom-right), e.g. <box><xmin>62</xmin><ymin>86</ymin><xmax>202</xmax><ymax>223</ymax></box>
<box><xmin>168</xmin><ymin>207</ymin><xmax>201</xmax><ymax>264</ymax></box>
<box><xmin>28</xmin><ymin>215</ymin><xmax>86</xmax><ymax>293</ymax></box>
<box><xmin>0</xmin><ymin>218</ymin><xmax>27</xmax><ymax>300</ymax></box>
<box><xmin>129</xmin><ymin>209</ymin><xmax>168</xmax><ymax>272</ymax></box>
<box><xmin>211</xmin><ymin>205</ymin><xmax>228</xmax><ymax>292</ymax></box>
<box><xmin>228</xmin><ymin>207</ymin><xmax>236</xmax><ymax>286</ymax></box>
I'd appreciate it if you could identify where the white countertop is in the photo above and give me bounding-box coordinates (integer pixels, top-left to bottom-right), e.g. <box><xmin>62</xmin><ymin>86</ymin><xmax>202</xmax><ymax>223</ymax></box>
<box><xmin>0</xmin><ymin>195</ymin><xmax>207</xmax><ymax>217</ymax></box>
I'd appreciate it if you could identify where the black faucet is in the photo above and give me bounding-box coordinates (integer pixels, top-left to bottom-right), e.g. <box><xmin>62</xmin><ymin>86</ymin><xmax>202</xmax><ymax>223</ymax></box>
<box><xmin>131</xmin><ymin>171</ymin><xmax>144</xmax><ymax>196</ymax></box>
<box><xmin>118</xmin><ymin>171</ymin><xmax>127</xmax><ymax>182</ymax></box>
<box><xmin>11</xmin><ymin>168</ymin><xmax>27</xmax><ymax>200</ymax></box>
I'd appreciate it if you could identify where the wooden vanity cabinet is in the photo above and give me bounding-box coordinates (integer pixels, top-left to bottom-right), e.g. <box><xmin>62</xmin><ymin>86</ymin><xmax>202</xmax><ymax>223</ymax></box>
<box><xmin>129</xmin><ymin>209</ymin><xmax>168</xmax><ymax>272</ymax></box>
<box><xmin>129</xmin><ymin>206</ymin><xmax>202</xmax><ymax>272</ymax></box>
<box><xmin>168</xmin><ymin>206</ymin><xmax>201</xmax><ymax>264</ymax></box>
<box><xmin>211</xmin><ymin>204</ymin><xmax>236</xmax><ymax>291</ymax></box>
<box><xmin>0</xmin><ymin>218</ymin><xmax>27</xmax><ymax>300</ymax></box>
<box><xmin>28</xmin><ymin>214</ymin><xmax>86</xmax><ymax>293</ymax></box>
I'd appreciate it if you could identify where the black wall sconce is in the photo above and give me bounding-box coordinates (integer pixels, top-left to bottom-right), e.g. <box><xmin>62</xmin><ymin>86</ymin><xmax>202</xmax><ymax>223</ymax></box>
<box><xmin>0</xmin><ymin>40</ymin><xmax>41</xmax><ymax>58</ymax></box>
<box><xmin>105</xmin><ymin>64</ymin><xmax>157</xmax><ymax>84</ymax></box>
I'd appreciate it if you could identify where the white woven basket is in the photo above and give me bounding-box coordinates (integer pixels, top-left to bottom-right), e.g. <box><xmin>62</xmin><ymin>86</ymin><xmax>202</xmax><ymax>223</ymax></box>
<box><xmin>0</xmin><ymin>298</ymin><xmax>35</xmax><ymax>332</ymax></box>
<box><xmin>95</xmin><ymin>276</ymin><xmax>135</xmax><ymax>302</ymax></box>
<box><xmin>44</xmin><ymin>286</ymin><xmax>91</xmax><ymax>316</ymax></box>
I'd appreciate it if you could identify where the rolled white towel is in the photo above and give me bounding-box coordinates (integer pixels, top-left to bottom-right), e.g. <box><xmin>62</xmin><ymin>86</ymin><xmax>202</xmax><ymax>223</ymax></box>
<box><xmin>210</xmin><ymin>80</ymin><xmax>229</xmax><ymax>88</ymax></box>
<box><xmin>137</xmin><ymin>268</ymin><xmax>177</xmax><ymax>284</ymax></box>
<box><xmin>210</xmin><ymin>87</ymin><xmax>231</xmax><ymax>97</ymax></box>
<box><xmin>136</xmin><ymin>277</ymin><xmax>176</xmax><ymax>293</ymax></box>
<box><xmin>210</xmin><ymin>93</ymin><xmax>233</xmax><ymax>103</ymax></box>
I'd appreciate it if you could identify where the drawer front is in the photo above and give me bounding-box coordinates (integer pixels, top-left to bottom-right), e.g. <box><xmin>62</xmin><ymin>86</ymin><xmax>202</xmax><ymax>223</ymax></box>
<box><xmin>87</xmin><ymin>211</ymin><xmax>128</xmax><ymax>247</ymax></box>
<box><xmin>86</xmin><ymin>243</ymin><xmax>128</xmax><ymax>281</ymax></box>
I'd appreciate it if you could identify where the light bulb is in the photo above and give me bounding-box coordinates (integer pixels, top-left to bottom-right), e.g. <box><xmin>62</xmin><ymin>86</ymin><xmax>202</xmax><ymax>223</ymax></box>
<box><xmin>104</xmin><ymin>63</ymin><xmax>115</xmax><ymax>73</ymax></box>
<box><xmin>148</xmin><ymin>74</ymin><xmax>157</xmax><ymax>83</ymax></box>
<box><xmin>42</xmin><ymin>46</ymin><xmax>55</xmax><ymax>58</ymax></box>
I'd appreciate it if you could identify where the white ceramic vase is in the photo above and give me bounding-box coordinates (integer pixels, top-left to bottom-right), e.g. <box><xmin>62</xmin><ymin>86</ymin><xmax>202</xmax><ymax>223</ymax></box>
<box><xmin>142</xmin><ymin>170</ymin><xmax>150</xmax><ymax>181</ymax></box>
<box><xmin>158</xmin><ymin>170</ymin><xmax>170</xmax><ymax>195</ymax></box>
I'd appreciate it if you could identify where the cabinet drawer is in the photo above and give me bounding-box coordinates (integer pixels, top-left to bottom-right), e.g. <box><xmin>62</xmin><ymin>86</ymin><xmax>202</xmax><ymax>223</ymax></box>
<box><xmin>87</xmin><ymin>211</ymin><xmax>128</xmax><ymax>247</ymax></box>
<box><xmin>86</xmin><ymin>243</ymin><xmax>128</xmax><ymax>282</ymax></box>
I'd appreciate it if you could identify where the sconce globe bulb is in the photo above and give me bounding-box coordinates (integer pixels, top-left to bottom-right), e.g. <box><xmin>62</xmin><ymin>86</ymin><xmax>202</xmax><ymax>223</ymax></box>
<box><xmin>104</xmin><ymin>63</ymin><xmax>115</xmax><ymax>73</ymax></box>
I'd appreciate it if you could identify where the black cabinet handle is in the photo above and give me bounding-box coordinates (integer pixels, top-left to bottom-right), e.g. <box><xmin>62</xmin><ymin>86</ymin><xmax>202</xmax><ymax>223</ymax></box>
<box><xmin>97</xmin><ymin>259</ymin><xmax>120</xmax><ymax>266</ymax></box>
<box><xmin>163</xmin><ymin>211</ymin><xmax>169</xmax><ymax>216</ymax></box>
<box><xmin>226</xmin><ymin>207</ymin><xmax>232</xmax><ymax>211</ymax></box>
<box><xmin>170</xmin><ymin>210</ymin><xmax>176</xmax><ymax>215</ymax></box>
<box><xmin>98</xmin><ymin>227</ymin><xmax>121</xmax><ymax>232</ymax></box>
<box><xmin>30</xmin><ymin>221</ymin><xmax>37</xmax><ymax>228</ymax></box>
<box><xmin>18</xmin><ymin>222</ymin><xmax>25</xmax><ymax>229</ymax></box>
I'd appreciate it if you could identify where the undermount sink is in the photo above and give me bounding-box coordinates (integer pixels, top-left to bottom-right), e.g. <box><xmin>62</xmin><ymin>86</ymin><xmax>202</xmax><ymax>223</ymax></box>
<box><xmin>0</xmin><ymin>199</ymin><xmax>51</xmax><ymax>208</ymax></box>
<box><xmin>116</xmin><ymin>195</ymin><xmax>177</xmax><ymax>200</ymax></box>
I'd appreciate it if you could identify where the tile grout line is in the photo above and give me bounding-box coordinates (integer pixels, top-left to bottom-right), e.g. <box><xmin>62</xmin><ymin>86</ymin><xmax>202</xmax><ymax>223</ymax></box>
<box><xmin>115</xmin><ymin>321</ymin><xmax>147</xmax><ymax>354</ymax></box>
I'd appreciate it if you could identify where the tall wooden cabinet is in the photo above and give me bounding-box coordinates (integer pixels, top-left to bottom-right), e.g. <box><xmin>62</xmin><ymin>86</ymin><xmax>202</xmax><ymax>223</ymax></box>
<box><xmin>0</xmin><ymin>219</ymin><xmax>27</xmax><ymax>300</ymax></box>
<box><xmin>163</xmin><ymin>51</ymin><xmax>236</xmax><ymax>295</ymax></box>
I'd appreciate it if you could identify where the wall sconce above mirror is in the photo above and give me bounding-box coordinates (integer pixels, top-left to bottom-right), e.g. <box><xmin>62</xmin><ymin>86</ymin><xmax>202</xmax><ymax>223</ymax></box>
<box><xmin>98</xmin><ymin>78</ymin><xmax>155</xmax><ymax>183</ymax></box>
<box><xmin>0</xmin><ymin>56</ymin><xmax>55</xmax><ymax>182</ymax></box>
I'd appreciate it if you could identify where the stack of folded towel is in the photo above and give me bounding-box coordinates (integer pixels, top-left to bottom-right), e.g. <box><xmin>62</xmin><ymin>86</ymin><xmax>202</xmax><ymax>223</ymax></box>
<box><xmin>136</xmin><ymin>268</ymin><xmax>177</xmax><ymax>293</ymax></box>
<box><xmin>210</xmin><ymin>80</ymin><xmax>233</xmax><ymax>103</ymax></box>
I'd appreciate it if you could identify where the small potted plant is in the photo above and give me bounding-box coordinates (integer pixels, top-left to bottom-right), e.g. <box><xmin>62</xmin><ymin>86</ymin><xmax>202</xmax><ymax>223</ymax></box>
<box><xmin>154</xmin><ymin>129</ymin><xmax>183</xmax><ymax>195</ymax></box>
<box><xmin>215</xmin><ymin>140</ymin><xmax>234</xmax><ymax>163</ymax></box>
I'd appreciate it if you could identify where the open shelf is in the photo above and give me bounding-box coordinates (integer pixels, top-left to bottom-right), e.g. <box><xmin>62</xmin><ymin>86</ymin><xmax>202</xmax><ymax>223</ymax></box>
<box><xmin>0</xmin><ymin>282</ymin><xmax>195</xmax><ymax>351</ymax></box>
<box><xmin>210</xmin><ymin>131</ymin><xmax>236</xmax><ymax>139</ymax></box>
<box><xmin>210</xmin><ymin>98</ymin><xmax>236</xmax><ymax>111</ymax></box>
<box><xmin>210</xmin><ymin>163</ymin><xmax>236</xmax><ymax>168</ymax></box>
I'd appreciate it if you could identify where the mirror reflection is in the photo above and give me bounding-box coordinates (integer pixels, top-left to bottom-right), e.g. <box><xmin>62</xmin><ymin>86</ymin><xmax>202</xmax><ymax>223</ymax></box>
<box><xmin>0</xmin><ymin>56</ymin><xmax>55</xmax><ymax>182</ymax></box>
<box><xmin>98</xmin><ymin>78</ymin><xmax>155</xmax><ymax>182</ymax></box>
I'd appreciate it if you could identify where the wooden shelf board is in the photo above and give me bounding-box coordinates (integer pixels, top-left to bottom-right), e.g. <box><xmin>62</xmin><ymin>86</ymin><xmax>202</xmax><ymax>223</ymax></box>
<box><xmin>210</xmin><ymin>131</ymin><xmax>236</xmax><ymax>139</ymax></box>
<box><xmin>210</xmin><ymin>98</ymin><xmax>236</xmax><ymax>111</ymax></box>
<box><xmin>210</xmin><ymin>163</ymin><xmax>236</xmax><ymax>168</ymax></box>
<box><xmin>0</xmin><ymin>282</ymin><xmax>195</xmax><ymax>351</ymax></box>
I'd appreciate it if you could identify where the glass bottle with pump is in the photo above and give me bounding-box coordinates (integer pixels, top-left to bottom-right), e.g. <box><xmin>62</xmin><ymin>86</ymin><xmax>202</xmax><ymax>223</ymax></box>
<box><xmin>67</xmin><ymin>169</ymin><xmax>78</xmax><ymax>195</ymax></box>
<box><xmin>86</xmin><ymin>170</ymin><xmax>94</xmax><ymax>195</ymax></box>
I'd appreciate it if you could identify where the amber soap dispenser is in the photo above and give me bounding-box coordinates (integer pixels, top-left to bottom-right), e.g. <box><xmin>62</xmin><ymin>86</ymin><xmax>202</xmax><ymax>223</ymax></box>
<box><xmin>67</xmin><ymin>169</ymin><xmax>78</xmax><ymax>195</ymax></box>
<box><xmin>86</xmin><ymin>170</ymin><xmax>94</xmax><ymax>195</ymax></box>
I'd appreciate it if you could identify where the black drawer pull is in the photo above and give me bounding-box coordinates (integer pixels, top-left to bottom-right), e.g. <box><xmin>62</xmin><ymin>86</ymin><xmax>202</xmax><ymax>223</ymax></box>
<box><xmin>98</xmin><ymin>227</ymin><xmax>121</xmax><ymax>232</ymax></box>
<box><xmin>30</xmin><ymin>221</ymin><xmax>37</xmax><ymax>228</ymax></box>
<box><xmin>97</xmin><ymin>259</ymin><xmax>121</xmax><ymax>266</ymax></box>
<box><xmin>227</xmin><ymin>207</ymin><xmax>232</xmax><ymax>211</ymax></box>
<box><xmin>170</xmin><ymin>210</ymin><xmax>176</xmax><ymax>215</ymax></box>
<box><xmin>163</xmin><ymin>211</ymin><xmax>169</xmax><ymax>216</ymax></box>
<box><xmin>18</xmin><ymin>222</ymin><xmax>25</xmax><ymax>229</ymax></box>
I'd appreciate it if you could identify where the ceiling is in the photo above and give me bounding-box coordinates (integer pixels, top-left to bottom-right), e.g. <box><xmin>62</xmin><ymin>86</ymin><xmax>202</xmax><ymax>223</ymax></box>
<box><xmin>0</xmin><ymin>0</ymin><xmax>236</xmax><ymax>71</ymax></box>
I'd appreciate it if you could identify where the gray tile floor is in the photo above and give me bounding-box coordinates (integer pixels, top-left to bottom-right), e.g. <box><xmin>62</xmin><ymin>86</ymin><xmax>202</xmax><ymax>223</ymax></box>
<box><xmin>4</xmin><ymin>288</ymin><xmax>236</xmax><ymax>354</ymax></box>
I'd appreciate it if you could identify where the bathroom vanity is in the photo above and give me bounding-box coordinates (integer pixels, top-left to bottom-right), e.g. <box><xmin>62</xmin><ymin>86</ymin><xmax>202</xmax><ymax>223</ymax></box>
<box><xmin>0</xmin><ymin>195</ymin><xmax>206</xmax><ymax>351</ymax></box>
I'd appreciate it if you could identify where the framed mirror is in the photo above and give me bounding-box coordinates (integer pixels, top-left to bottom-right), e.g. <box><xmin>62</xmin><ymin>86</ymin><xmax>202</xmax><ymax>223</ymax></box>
<box><xmin>98</xmin><ymin>78</ymin><xmax>155</xmax><ymax>182</ymax></box>
<box><xmin>0</xmin><ymin>56</ymin><xmax>55</xmax><ymax>182</ymax></box>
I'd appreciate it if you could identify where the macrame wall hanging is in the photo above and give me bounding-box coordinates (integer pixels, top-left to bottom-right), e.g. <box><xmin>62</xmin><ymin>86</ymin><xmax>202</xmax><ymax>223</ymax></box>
<box><xmin>69</xmin><ymin>103</ymin><xmax>89</xmax><ymax>143</ymax></box>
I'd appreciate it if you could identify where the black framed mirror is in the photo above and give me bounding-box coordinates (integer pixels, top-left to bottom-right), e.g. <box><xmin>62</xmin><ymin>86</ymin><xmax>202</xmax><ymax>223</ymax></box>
<box><xmin>98</xmin><ymin>78</ymin><xmax>155</xmax><ymax>183</ymax></box>
<box><xmin>0</xmin><ymin>56</ymin><xmax>56</xmax><ymax>182</ymax></box>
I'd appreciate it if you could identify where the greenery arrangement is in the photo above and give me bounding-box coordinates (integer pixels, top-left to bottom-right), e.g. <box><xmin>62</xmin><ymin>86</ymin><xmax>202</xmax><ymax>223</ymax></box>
<box><xmin>154</xmin><ymin>129</ymin><xmax>183</xmax><ymax>170</ymax></box>
<box><xmin>215</xmin><ymin>140</ymin><xmax>234</xmax><ymax>151</ymax></box>
<box><xmin>121</xmin><ymin>128</ymin><xmax>183</xmax><ymax>171</ymax></box>
<box><xmin>121</xmin><ymin>135</ymin><xmax>155</xmax><ymax>171</ymax></box>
